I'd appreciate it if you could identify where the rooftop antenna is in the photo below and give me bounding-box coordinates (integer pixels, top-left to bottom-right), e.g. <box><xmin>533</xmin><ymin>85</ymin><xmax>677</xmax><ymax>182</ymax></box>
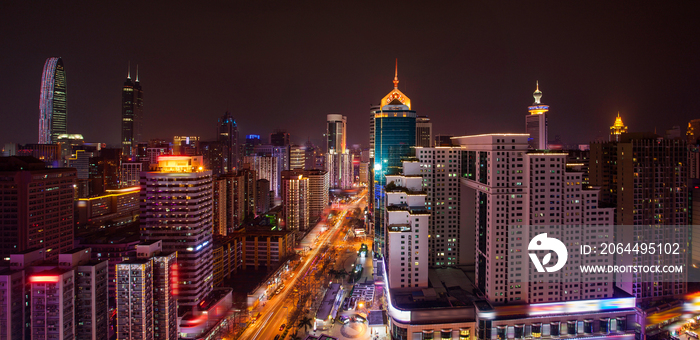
<box><xmin>127</xmin><ymin>61</ymin><xmax>131</xmax><ymax>79</ymax></box>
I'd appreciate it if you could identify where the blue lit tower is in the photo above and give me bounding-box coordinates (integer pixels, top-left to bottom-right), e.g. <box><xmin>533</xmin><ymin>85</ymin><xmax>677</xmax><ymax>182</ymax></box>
<box><xmin>219</xmin><ymin>111</ymin><xmax>239</xmax><ymax>173</ymax></box>
<box><xmin>38</xmin><ymin>57</ymin><xmax>68</xmax><ymax>144</ymax></box>
<box><xmin>372</xmin><ymin>59</ymin><xmax>416</xmax><ymax>254</ymax></box>
<box><xmin>121</xmin><ymin>63</ymin><xmax>144</xmax><ymax>157</ymax></box>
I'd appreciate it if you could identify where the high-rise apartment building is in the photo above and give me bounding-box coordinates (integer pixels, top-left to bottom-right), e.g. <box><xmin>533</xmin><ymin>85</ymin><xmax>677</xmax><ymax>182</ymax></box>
<box><xmin>121</xmin><ymin>64</ymin><xmax>144</xmax><ymax>157</ymax></box>
<box><xmin>415</xmin><ymin>147</ymin><xmax>466</xmax><ymax>266</ymax></box>
<box><xmin>0</xmin><ymin>156</ymin><xmax>76</xmax><ymax>263</ymax></box>
<box><xmin>416</xmin><ymin>116</ymin><xmax>432</xmax><ymax>147</ymax></box>
<box><xmin>457</xmin><ymin>134</ymin><xmax>614</xmax><ymax>304</ymax></box>
<box><xmin>222</xmin><ymin>168</ymin><xmax>256</xmax><ymax>230</ymax></box>
<box><xmin>0</xmin><ymin>267</ymin><xmax>25</xmax><ymax>340</ymax></box>
<box><xmin>282</xmin><ymin>169</ymin><xmax>329</xmax><ymax>225</ymax></box>
<box><xmin>281</xmin><ymin>171</ymin><xmax>309</xmax><ymax>231</ymax></box>
<box><xmin>372</xmin><ymin>60</ymin><xmax>416</xmax><ymax>254</ymax></box>
<box><xmin>212</xmin><ymin>177</ymin><xmax>227</xmax><ymax>235</ymax></box>
<box><xmin>39</xmin><ymin>57</ymin><xmax>67</xmax><ymax>144</ymax></box>
<box><xmin>591</xmin><ymin>133</ymin><xmax>688</xmax><ymax>301</ymax></box>
<box><xmin>526</xmin><ymin>82</ymin><xmax>549</xmax><ymax>150</ymax></box>
<box><xmin>326</xmin><ymin>150</ymin><xmax>353</xmax><ymax>189</ymax></box>
<box><xmin>116</xmin><ymin>241</ymin><xmax>177</xmax><ymax>340</ymax></box>
<box><xmin>384</xmin><ymin>160</ymin><xmax>429</xmax><ymax>289</ymax></box>
<box><xmin>58</xmin><ymin>248</ymin><xmax>109</xmax><ymax>340</ymax></box>
<box><xmin>218</xmin><ymin>111</ymin><xmax>239</xmax><ymax>173</ymax></box>
<box><xmin>139</xmin><ymin>155</ymin><xmax>213</xmax><ymax>309</ymax></box>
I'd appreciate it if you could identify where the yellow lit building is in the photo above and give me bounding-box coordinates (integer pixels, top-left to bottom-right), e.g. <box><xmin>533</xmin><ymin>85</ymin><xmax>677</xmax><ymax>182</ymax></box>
<box><xmin>609</xmin><ymin>112</ymin><xmax>628</xmax><ymax>141</ymax></box>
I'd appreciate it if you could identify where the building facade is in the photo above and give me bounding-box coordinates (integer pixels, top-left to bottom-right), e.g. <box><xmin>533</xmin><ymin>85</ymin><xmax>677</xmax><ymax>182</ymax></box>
<box><xmin>121</xmin><ymin>65</ymin><xmax>144</xmax><ymax>157</ymax></box>
<box><xmin>39</xmin><ymin>57</ymin><xmax>67</xmax><ymax>144</ymax></box>
<box><xmin>139</xmin><ymin>155</ymin><xmax>213</xmax><ymax>309</ymax></box>
<box><xmin>0</xmin><ymin>157</ymin><xmax>76</xmax><ymax>263</ymax></box>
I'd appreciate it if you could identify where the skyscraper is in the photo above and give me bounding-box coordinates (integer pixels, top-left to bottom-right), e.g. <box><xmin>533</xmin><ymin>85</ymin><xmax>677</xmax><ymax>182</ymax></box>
<box><xmin>244</xmin><ymin>135</ymin><xmax>262</xmax><ymax>156</ymax></box>
<box><xmin>121</xmin><ymin>64</ymin><xmax>144</xmax><ymax>157</ymax></box>
<box><xmin>270</xmin><ymin>129</ymin><xmax>290</xmax><ymax>147</ymax></box>
<box><xmin>139</xmin><ymin>155</ymin><xmax>213</xmax><ymax>309</ymax></box>
<box><xmin>526</xmin><ymin>82</ymin><xmax>549</xmax><ymax>150</ymax></box>
<box><xmin>458</xmin><ymin>134</ymin><xmax>614</xmax><ymax>304</ymax></box>
<box><xmin>372</xmin><ymin>60</ymin><xmax>416</xmax><ymax>254</ymax></box>
<box><xmin>416</xmin><ymin>116</ymin><xmax>432</xmax><ymax>147</ymax></box>
<box><xmin>326</xmin><ymin>114</ymin><xmax>347</xmax><ymax>153</ymax></box>
<box><xmin>219</xmin><ymin>111</ymin><xmax>239</xmax><ymax>173</ymax></box>
<box><xmin>591</xmin><ymin>133</ymin><xmax>688</xmax><ymax>301</ymax></box>
<box><xmin>609</xmin><ymin>112</ymin><xmax>628</xmax><ymax>142</ymax></box>
<box><xmin>38</xmin><ymin>57</ymin><xmax>67</xmax><ymax>144</ymax></box>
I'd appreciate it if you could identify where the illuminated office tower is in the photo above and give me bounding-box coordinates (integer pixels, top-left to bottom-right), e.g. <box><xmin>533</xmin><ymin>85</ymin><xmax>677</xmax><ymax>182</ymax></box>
<box><xmin>121</xmin><ymin>64</ymin><xmax>144</xmax><ymax>157</ymax></box>
<box><xmin>325</xmin><ymin>114</ymin><xmax>351</xmax><ymax>188</ymax></box>
<box><xmin>219</xmin><ymin>111</ymin><xmax>239</xmax><ymax>173</ymax></box>
<box><xmin>244</xmin><ymin>155</ymin><xmax>279</xmax><ymax>197</ymax></box>
<box><xmin>326</xmin><ymin>114</ymin><xmax>347</xmax><ymax>153</ymax></box>
<box><xmin>384</xmin><ymin>160</ymin><xmax>429</xmax><ymax>289</ymax></box>
<box><xmin>609</xmin><ymin>112</ymin><xmax>628</xmax><ymax>142</ymax></box>
<box><xmin>38</xmin><ymin>57</ymin><xmax>67</xmax><ymax>144</ymax></box>
<box><xmin>173</xmin><ymin>136</ymin><xmax>200</xmax><ymax>155</ymax></box>
<box><xmin>457</xmin><ymin>134</ymin><xmax>614</xmax><ymax>304</ymax></box>
<box><xmin>372</xmin><ymin>60</ymin><xmax>416</xmax><ymax>254</ymax></box>
<box><xmin>526</xmin><ymin>82</ymin><xmax>549</xmax><ymax>150</ymax></box>
<box><xmin>416</xmin><ymin>116</ymin><xmax>432</xmax><ymax>147</ymax></box>
<box><xmin>139</xmin><ymin>156</ymin><xmax>213</xmax><ymax>309</ymax></box>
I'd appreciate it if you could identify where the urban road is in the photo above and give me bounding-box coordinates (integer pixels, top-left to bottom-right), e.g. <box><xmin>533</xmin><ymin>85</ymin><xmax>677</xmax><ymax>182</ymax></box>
<box><xmin>239</xmin><ymin>190</ymin><xmax>367</xmax><ymax>340</ymax></box>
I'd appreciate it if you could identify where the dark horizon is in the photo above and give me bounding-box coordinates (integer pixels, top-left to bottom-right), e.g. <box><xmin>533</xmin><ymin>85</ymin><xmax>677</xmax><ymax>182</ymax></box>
<box><xmin>1</xmin><ymin>1</ymin><xmax>699</xmax><ymax>148</ymax></box>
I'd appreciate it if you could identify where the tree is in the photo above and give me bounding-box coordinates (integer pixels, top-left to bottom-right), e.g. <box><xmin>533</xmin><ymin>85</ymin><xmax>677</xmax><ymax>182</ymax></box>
<box><xmin>298</xmin><ymin>316</ymin><xmax>313</xmax><ymax>334</ymax></box>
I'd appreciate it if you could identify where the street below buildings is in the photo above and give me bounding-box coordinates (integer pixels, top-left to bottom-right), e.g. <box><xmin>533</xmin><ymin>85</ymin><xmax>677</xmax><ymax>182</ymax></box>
<box><xmin>238</xmin><ymin>189</ymin><xmax>369</xmax><ymax>340</ymax></box>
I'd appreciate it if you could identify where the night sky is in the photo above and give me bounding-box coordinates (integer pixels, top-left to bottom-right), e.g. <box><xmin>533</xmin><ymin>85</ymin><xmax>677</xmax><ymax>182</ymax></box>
<box><xmin>1</xmin><ymin>1</ymin><xmax>699</xmax><ymax>148</ymax></box>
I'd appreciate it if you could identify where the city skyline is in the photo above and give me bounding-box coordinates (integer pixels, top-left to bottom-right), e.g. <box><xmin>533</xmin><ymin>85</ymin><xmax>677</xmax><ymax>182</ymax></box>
<box><xmin>2</xmin><ymin>1</ymin><xmax>699</xmax><ymax>148</ymax></box>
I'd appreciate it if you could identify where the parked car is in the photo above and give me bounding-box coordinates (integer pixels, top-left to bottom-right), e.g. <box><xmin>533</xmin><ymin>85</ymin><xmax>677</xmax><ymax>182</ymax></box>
<box><xmin>279</xmin><ymin>324</ymin><xmax>286</xmax><ymax>331</ymax></box>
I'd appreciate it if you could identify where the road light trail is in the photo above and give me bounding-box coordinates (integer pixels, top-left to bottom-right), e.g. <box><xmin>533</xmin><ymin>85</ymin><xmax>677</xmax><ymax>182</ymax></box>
<box><xmin>239</xmin><ymin>189</ymin><xmax>366</xmax><ymax>339</ymax></box>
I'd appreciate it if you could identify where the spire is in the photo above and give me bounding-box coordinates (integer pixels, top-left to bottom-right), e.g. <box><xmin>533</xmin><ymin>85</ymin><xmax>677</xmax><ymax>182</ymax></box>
<box><xmin>533</xmin><ymin>80</ymin><xmax>543</xmax><ymax>104</ymax></box>
<box><xmin>127</xmin><ymin>61</ymin><xmax>131</xmax><ymax>79</ymax></box>
<box><xmin>393</xmin><ymin>58</ymin><xmax>399</xmax><ymax>89</ymax></box>
<box><xmin>136</xmin><ymin>64</ymin><xmax>139</xmax><ymax>82</ymax></box>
